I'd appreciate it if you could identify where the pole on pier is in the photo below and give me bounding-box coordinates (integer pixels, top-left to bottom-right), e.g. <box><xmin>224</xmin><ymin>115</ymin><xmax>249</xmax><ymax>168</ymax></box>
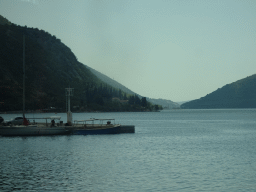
<box><xmin>65</xmin><ymin>88</ymin><xmax>74</xmax><ymax>125</ymax></box>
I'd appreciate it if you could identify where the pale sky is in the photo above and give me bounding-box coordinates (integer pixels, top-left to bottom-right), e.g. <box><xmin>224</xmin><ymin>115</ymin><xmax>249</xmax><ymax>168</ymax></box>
<box><xmin>1</xmin><ymin>0</ymin><xmax>255</xmax><ymax>102</ymax></box>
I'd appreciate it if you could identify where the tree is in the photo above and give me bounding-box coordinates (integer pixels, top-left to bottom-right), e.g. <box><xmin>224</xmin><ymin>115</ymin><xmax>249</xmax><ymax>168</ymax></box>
<box><xmin>134</xmin><ymin>95</ymin><xmax>141</xmax><ymax>105</ymax></box>
<box><xmin>128</xmin><ymin>95</ymin><xmax>135</xmax><ymax>105</ymax></box>
<box><xmin>123</xmin><ymin>93</ymin><xmax>128</xmax><ymax>100</ymax></box>
<box><xmin>154</xmin><ymin>105</ymin><xmax>159</xmax><ymax>111</ymax></box>
<box><xmin>141</xmin><ymin>97</ymin><xmax>147</xmax><ymax>107</ymax></box>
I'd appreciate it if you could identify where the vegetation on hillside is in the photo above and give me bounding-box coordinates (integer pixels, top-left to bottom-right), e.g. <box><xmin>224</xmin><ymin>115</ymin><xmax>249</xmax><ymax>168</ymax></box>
<box><xmin>181</xmin><ymin>74</ymin><xmax>256</xmax><ymax>109</ymax></box>
<box><xmin>0</xmin><ymin>15</ymin><xmax>11</xmax><ymax>25</ymax></box>
<box><xmin>88</xmin><ymin>66</ymin><xmax>179</xmax><ymax>109</ymax></box>
<box><xmin>0</xmin><ymin>20</ymin><xmax>161</xmax><ymax>112</ymax></box>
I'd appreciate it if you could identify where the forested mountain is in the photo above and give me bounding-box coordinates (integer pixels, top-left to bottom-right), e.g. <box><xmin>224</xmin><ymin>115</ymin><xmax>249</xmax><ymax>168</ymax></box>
<box><xmin>0</xmin><ymin>16</ymin><xmax>160</xmax><ymax>112</ymax></box>
<box><xmin>88</xmin><ymin>66</ymin><xmax>180</xmax><ymax>109</ymax></box>
<box><xmin>181</xmin><ymin>74</ymin><xmax>256</xmax><ymax>109</ymax></box>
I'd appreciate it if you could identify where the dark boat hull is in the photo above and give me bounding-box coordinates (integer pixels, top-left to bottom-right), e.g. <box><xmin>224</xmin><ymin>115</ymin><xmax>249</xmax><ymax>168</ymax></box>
<box><xmin>0</xmin><ymin>124</ymin><xmax>135</xmax><ymax>136</ymax></box>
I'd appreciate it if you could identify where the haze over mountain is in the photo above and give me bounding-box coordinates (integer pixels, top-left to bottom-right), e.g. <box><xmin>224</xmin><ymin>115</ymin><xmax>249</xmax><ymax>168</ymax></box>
<box><xmin>88</xmin><ymin>66</ymin><xmax>179</xmax><ymax>109</ymax></box>
<box><xmin>0</xmin><ymin>15</ymin><xmax>167</xmax><ymax>112</ymax></box>
<box><xmin>181</xmin><ymin>74</ymin><xmax>256</xmax><ymax>109</ymax></box>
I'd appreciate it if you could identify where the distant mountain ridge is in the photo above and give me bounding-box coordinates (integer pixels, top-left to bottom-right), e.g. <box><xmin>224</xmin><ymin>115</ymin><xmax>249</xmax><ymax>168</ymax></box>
<box><xmin>181</xmin><ymin>74</ymin><xmax>256</xmax><ymax>109</ymax></box>
<box><xmin>88</xmin><ymin>66</ymin><xmax>135</xmax><ymax>95</ymax></box>
<box><xmin>88</xmin><ymin>66</ymin><xmax>180</xmax><ymax>109</ymax></box>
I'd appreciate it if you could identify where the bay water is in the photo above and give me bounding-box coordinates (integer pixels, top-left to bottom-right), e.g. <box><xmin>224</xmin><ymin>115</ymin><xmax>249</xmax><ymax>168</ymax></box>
<box><xmin>0</xmin><ymin>109</ymin><xmax>256</xmax><ymax>191</ymax></box>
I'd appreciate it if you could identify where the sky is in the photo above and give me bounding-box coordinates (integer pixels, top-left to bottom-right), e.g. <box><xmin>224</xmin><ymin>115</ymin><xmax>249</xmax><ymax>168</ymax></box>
<box><xmin>0</xmin><ymin>0</ymin><xmax>256</xmax><ymax>102</ymax></box>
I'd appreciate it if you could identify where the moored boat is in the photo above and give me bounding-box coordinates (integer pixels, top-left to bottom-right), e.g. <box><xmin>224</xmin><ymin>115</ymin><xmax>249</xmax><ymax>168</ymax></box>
<box><xmin>0</xmin><ymin>35</ymin><xmax>135</xmax><ymax>136</ymax></box>
<box><xmin>71</xmin><ymin>118</ymin><xmax>121</xmax><ymax>135</ymax></box>
<box><xmin>0</xmin><ymin>125</ymin><xmax>70</xmax><ymax>136</ymax></box>
<box><xmin>0</xmin><ymin>36</ymin><xmax>72</xmax><ymax>137</ymax></box>
<box><xmin>0</xmin><ymin>116</ymin><xmax>71</xmax><ymax>136</ymax></box>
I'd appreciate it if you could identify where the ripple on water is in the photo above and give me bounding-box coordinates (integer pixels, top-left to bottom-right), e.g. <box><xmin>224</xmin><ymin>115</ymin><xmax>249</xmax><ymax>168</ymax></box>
<box><xmin>1</xmin><ymin>110</ymin><xmax>256</xmax><ymax>191</ymax></box>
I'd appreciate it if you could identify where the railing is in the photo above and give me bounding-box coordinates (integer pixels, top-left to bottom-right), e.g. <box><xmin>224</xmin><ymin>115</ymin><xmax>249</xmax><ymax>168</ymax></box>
<box><xmin>73</xmin><ymin>118</ymin><xmax>116</xmax><ymax>128</ymax></box>
<box><xmin>27</xmin><ymin>116</ymin><xmax>62</xmax><ymax>127</ymax></box>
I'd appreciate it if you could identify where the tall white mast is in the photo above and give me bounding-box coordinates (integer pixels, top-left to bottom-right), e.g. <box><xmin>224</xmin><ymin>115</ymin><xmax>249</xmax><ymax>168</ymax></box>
<box><xmin>23</xmin><ymin>35</ymin><xmax>25</xmax><ymax>119</ymax></box>
<box><xmin>65</xmin><ymin>88</ymin><xmax>74</xmax><ymax>125</ymax></box>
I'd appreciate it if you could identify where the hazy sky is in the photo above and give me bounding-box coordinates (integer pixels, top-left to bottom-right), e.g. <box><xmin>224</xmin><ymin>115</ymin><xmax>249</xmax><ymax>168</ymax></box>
<box><xmin>1</xmin><ymin>0</ymin><xmax>255</xmax><ymax>102</ymax></box>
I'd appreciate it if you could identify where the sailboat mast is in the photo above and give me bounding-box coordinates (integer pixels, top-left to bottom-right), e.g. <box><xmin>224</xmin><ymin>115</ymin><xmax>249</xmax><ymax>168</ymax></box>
<box><xmin>23</xmin><ymin>35</ymin><xmax>25</xmax><ymax>118</ymax></box>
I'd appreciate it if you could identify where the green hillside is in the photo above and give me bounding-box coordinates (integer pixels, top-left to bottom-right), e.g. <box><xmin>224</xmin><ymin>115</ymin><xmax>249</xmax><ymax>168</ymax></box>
<box><xmin>0</xmin><ymin>18</ymin><xmax>156</xmax><ymax>112</ymax></box>
<box><xmin>181</xmin><ymin>74</ymin><xmax>256</xmax><ymax>109</ymax></box>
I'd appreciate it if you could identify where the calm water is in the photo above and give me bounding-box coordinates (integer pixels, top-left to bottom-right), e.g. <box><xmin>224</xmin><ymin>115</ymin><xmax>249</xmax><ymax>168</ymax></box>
<box><xmin>0</xmin><ymin>109</ymin><xmax>256</xmax><ymax>191</ymax></box>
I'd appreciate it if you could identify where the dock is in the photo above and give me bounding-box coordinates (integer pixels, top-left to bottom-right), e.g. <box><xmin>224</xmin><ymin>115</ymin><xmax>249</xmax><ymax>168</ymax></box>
<box><xmin>119</xmin><ymin>125</ymin><xmax>135</xmax><ymax>133</ymax></box>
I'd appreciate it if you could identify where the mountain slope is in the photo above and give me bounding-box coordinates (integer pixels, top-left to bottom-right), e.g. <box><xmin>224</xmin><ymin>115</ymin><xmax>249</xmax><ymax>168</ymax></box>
<box><xmin>181</xmin><ymin>74</ymin><xmax>256</xmax><ymax>109</ymax></box>
<box><xmin>88</xmin><ymin>66</ymin><xmax>135</xmax><ymax>95</ymax></box>
<box><xmin>0</xmin><ymin>15</ymin><xmax>11</xmax><ymax>25</ymax></box>
<box><xmin>0</xmin><ymin>16</ymin><xmax>160</xmax><ymax>112</ymax></box>
<box><xmin>88</xmin><ymin>66</ymin><xmax>180</xmax><ymax>109</ymax></box>
<box><xmin>0</xmin><ymin>22</ymin><xmax>113</xmax><ymax>111</ymax></box>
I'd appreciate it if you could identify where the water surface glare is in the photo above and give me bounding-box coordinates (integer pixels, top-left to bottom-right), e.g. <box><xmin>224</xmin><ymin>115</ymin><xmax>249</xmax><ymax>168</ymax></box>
<box><xmin>0</xmin><ymin>109</ymin><xmax>256</xmax><ymax>191</ymax></box>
